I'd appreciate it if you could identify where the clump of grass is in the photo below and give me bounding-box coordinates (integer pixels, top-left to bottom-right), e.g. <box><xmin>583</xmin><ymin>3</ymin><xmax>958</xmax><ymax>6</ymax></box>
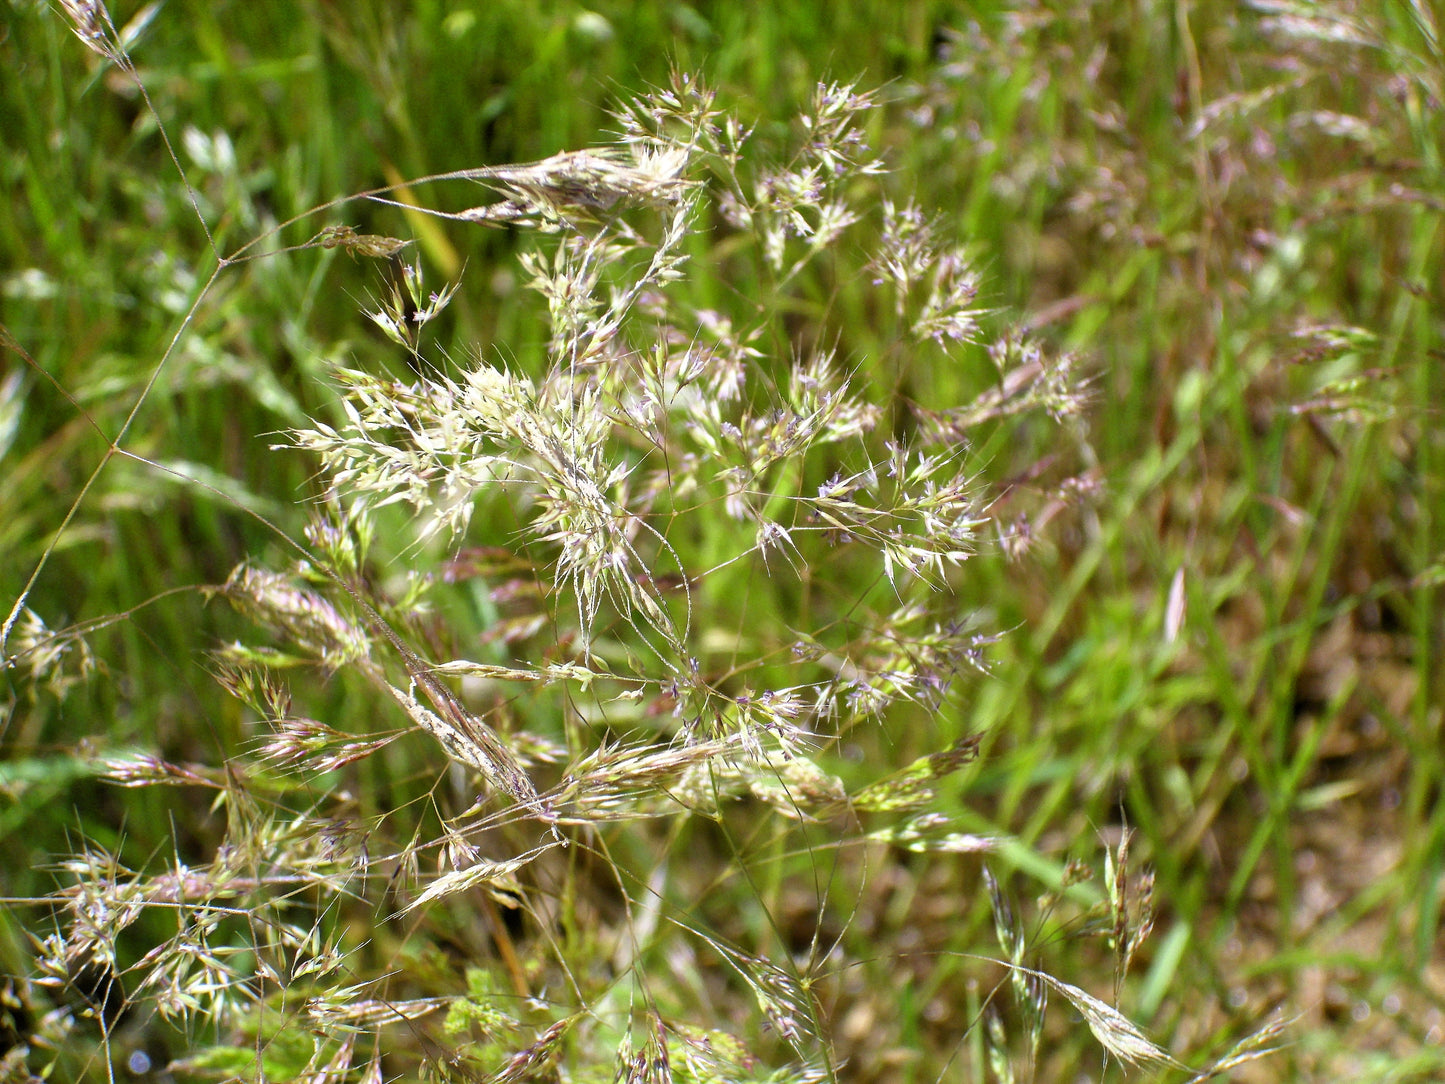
<box><xmin>25</xmin><ymin>0</ymin><xmax>1441</xmax><ymax>1079</ymax></box>
<box><xmin>0</xmin><ymin>6</ymin><xmax>1184</xmax><ymax>1079</ymax></box>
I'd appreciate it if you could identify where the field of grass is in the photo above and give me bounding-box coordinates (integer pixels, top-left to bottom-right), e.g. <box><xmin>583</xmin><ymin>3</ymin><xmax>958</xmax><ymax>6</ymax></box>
<box><xmin>2</xmin><ymin>1</ymin><xmax>1442</xmax><ymax>1081</ymax></box>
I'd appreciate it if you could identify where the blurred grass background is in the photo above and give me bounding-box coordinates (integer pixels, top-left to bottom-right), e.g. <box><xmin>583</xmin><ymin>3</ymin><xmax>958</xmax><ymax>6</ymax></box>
<box><xmin>2</xmin><ymin>0</ymin><xmax>1443</xmax><ymax>1080</ymax></box>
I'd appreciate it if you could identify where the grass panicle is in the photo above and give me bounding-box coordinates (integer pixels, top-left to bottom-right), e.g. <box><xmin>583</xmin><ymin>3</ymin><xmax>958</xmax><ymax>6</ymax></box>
<box><xmin>2</xmin><ymin>0</ymin><xmax>1439</xmax><ymax>1080</ymax></box>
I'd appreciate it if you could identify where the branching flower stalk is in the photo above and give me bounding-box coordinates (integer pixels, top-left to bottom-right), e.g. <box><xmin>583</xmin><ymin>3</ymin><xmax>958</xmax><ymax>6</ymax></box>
<box><xmin>19</xmin><ymin>40</ymin><xmax>1136</xmax><ymax>1082</ymax></box>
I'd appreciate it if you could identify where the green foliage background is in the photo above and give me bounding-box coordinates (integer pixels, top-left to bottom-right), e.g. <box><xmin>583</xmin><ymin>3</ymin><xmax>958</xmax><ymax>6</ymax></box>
<box><xmin>2</xmin><ymin>0</ymin><xmax>1443</xmax><ymax>1080</ymax></box>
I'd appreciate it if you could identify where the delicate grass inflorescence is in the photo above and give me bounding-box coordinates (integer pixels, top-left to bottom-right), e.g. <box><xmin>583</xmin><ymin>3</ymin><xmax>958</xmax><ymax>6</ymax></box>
<box><xmin>5</xmin><ymin>5</ymin><xmax>1150</xmax><ymax>1077</ymax></box>
<box><xmin>3</xmin><ymin>0</ymin><xmax>1440</xmax><ymax>1081</ymax></box>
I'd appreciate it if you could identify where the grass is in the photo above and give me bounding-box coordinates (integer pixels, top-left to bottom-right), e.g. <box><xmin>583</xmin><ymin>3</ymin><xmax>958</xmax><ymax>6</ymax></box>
<box><xmin>2</xmin><ymin>0</ymin><xmax>1443</xmax><ymax>1081</ymax></box>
